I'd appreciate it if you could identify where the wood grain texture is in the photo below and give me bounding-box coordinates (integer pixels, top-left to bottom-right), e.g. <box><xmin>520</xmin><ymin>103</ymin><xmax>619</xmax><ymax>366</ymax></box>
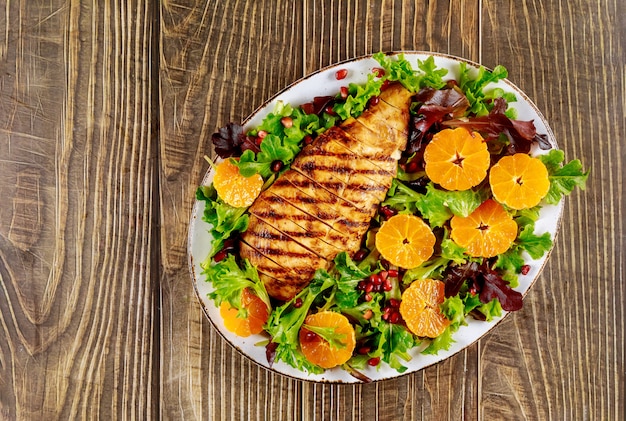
<box><xmin>0</xmin><ymin>0</ymin><xmax>622</xmax><ymax>419</ymax></box>
<box><xmin>158</xmin><ymin>1</ymin><xmax>305</xmax><ymax>419</ymax></box>
<box><xmin>480</xmin><ymin>0</ymin><xmax>624</xmax><ymax>419</ymax></box>
<box><xmin>0</xmin><ymin>0</ymin><xmax>157</xmax><ymax>418</ymax></box>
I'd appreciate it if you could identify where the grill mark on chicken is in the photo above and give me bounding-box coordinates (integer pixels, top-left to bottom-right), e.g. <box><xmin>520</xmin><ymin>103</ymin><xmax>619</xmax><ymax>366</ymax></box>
<box><xmin>252</xmin><ymin>209</ymin><xmax>344</xmax><ymax>259</ymax></box>
<box><xmin>240</xmin><ymin>82</ymin><xmax>413</xmax><ymax>300</ymax></box>
<box><xmin>265</xmin><ymin>190</ymin><xmax>365</xmax><ymax>247</ymax></box>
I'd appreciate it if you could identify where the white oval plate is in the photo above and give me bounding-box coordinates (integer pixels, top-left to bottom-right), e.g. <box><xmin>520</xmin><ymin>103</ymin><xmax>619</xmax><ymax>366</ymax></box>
<box><xmin>188</xmin><ymin>52</ymin><xmax>563</xmax><ymax>383</ymax></box>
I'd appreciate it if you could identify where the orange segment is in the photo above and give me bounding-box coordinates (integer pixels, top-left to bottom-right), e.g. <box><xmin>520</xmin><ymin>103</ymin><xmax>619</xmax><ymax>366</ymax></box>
<box><xmin>213</xmin><ymin>159</ymin><xmax>263</xmax><ymax>208</ymax></box>
<box><xmin>489</xmin><ymin>153</ymin><xmax>550</xmax><ymax>209</ymax></box>
<box><xmin>375</xmin><ymin>214</ymin><xmax>436</xmax><ymax>269</ymax></box>
<box><xmin>450</xmin><ymin>199</ymin><xmax>517</xmax><ymax>258</ymax></box>
<box><xmin>400</xmin><ymin>278</ymin><xmax>450</xmax><ymax>338</ymax></box>
<box><xmin>220</xmin><ymin>288</ymin><xmax>270</xmax><ymax>337</ymax></box>
<box><xmin>299</xmin><ymin>311</ymin><xmax>356</xmax><ymax>369</ymax></box>
<box><xmin>424</xmin><ymin>127</ymin><xmax>490</xmax><ymax>191</ymax></box>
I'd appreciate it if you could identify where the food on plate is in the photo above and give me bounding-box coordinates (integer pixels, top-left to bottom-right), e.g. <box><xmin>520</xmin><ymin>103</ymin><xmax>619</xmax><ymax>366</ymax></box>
<box><xmin>196</xmin><ymin>53</ymin><xmax>589</xmax><ymax>380</ymax></box>
<box><xmin>489</xmin><ymin>153</ymin><xmax>550</xmax><ymax>209</ymax></box>
<box><xmin>399</xmin><ymin>278</ymin><xmax>450</xmax><ymax>338</ymax></box>
<box><xmin>423</xmin><ymin>127</ymin><xmax>490</xmax><ymax>191</ymax></box>
<box><xmin>299</xmin><ymin>311</ymin><xmax>356</xmax><ymax>368</ymax></box>
<box><xmin>375</xmin><ymin>213</ymin><xmax>436</xmax><ymax>269</ymax></box>
<box><xmin>220</xmin><ymin>287</ymin><xmax>270</xmax><ymax>337</ymax></box>
<box><xmin>449</xmin><ymin>199</ymin><xmax>518</xmax><ymax>258</ymax></box>
<box><xmin>213</xmin><ymin>158</ymin><xmax>263</xmax><ymax>208</ymax></box>
<box><xmin>240</xmin><ymin>83</ymin><xmax>413</xmax><ymax>300</ymax></box>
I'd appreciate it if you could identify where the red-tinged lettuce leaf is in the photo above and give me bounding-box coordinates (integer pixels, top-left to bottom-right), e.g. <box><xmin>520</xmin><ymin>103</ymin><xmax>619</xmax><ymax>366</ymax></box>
<box><xmin>406</xmin><ymin>87</ymin><xmax>470</xmax><ymax>155</ymax></box>
<box><xmin>443</xmin><ymin>97</ymin><xmax>552</xmax><ymax>155</ymax></box>
<box><xmin>479</xmin><ymin>266</ymin><xmax>523</xmax><ymax>311</ymax></box>
<box><xmin>211</xmin><ymin>122</ymin><xmax>260</xmax><ymax>158</ymax></box>
<box><xmin>443</xmin><ymin>261</ymin><xmax>523</xmax><ymax>312</ymax></box>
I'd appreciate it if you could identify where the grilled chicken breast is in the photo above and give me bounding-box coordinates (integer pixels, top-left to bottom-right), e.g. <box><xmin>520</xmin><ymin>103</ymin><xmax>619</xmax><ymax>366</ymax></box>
<box><xmin>240</xmin><ymin>83</ymin><xmax>413</xmax><ymax>300</ymax></box>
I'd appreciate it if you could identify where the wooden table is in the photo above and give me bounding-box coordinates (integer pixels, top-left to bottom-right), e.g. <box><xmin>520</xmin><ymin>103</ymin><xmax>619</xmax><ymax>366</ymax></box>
<box><xmin>0</xmin><ymin>1</ymin><xmax>623</xmax><ymax>419</ymax></box>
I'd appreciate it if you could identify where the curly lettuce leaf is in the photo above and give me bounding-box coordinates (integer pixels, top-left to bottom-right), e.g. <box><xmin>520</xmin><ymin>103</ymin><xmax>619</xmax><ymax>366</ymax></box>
<box><xmin>458</xmin><ymin>62</ymin><xmax>511</xmax><ymax>116</ymax></box>
<box><xmin>203</xmin><ymin>255</ymin><xmax>271</xmax><ymax>314</ymax></box>
<box><xmin>538</xmin><ymin>149</ymin><xmax>589</xmax><ymax>205</ymax></box>
<box><xmin>196</xmin><ymin>185</ymin><xmax>249</xmax><ymax>257</ymax></box>
<box><xmin>373</xmin><ymin>52</ymin><xmax>448</xmax><ymax>92</ymax></box>
<box><xmin>333</xmin><ymin>73</ymin><xmax>385</xmax><ymax>120</ymax></box>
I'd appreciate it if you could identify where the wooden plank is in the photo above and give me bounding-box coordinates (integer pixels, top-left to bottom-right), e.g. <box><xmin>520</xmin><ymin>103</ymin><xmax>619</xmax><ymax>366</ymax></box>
<box><xmin>158</xmin><ymin>1</ymin><xmax>305</xmax><ymax>419</ymax></box>
<box><xmin>480</xmin><ymin>0</ymin><xmax>624</xmax><ymax>419</ymax></box>
<box><xmin>0</xmin><ymin>0</ymin><xmax>157</xmax><ymax>419</ymax></box>
<box><xmin>301</xmin><ymin>1</ymin><xmax>481</xmax><ymax>420</ymax></box>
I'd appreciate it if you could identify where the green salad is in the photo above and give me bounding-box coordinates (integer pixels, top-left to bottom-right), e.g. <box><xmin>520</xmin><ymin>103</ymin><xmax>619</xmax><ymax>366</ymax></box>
<box><xmin>196</xmin><ymin>53</ymin><xmax>588</xmax><ymax>380</ymax></box>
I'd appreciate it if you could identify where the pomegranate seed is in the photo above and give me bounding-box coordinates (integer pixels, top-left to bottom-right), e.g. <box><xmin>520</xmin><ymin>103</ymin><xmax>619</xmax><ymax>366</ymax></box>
<box><xmin>405</xmin><ymin>160</ymin><xmax>420</xmax><ymax>173</ymax></box>
<box><xmin>324</xmin><ymin>105</ymin><xmax>336</xmax><ymax>115</ymax></box>
<box><xmin>380</xmin><ymin>271</ymin><xmax>389</xmax><ymax>281</ymax></box>
<box><xmin>303</xmin><ymin>135</ymin><xmax>314</xmax><ymax>145</ymax></box>
<box><xmin>388</xmin><ymin>299</ymin><xmax>401</xmax><ymax>308</ymax></box>
<box><xmin>271</xmin><ymin>160</ymin><xmax>284</xmax><ymax>172</ymax></box>
<box><xmin>335</xmin><ymin>68</ymin><xmax>348</xmax><ymax>80</ymax></box>
<box><xmin>363</xmin><ymin>309</ymin><xmax>374</xmax><ymax>320</ymax></box>
<box><xmin>364</xmin><ymin>293</ymin><xmax>373</xmax><ymax>302</ymax></box>
<box><xmin>371</xmin><ymin>273</ymin><xmax>382</xmax><ymax>285</ymax></box>
<box><xmin>380</xmin><ymin>259</ymin><xmax>390</xmax><ymax>270</ymax></box>
<box><xmin>367</xmin><ymin>357</ymin><xmax>381</xmax><ymax>366</ymax></box>
<box><xmin>302</xmin><ymin>330</ymin><xmax>318</xmax><ymax>343</ymax></box>
<box><xmin>369</xmin><ymin>96</ymin><xmax>379</xmax><ymax>106</ymax></box>
<box><xmin>353</xmin><ymin>249</ymin><xmax>368</xmax><ymax>262</ymax></box>
<box><xmin>521</xmin><ymin>265</ymin><xmax>531</xmax><ymax>275</ymax></box>
<box><xmin>372</xmin><ymin>67</ymin><xmax>385</xmax><ymax>78</ymax></box>
<box><xmin>257</xmin><ymin>130</ymin><xmax>268</xmax><ymax>139</ymax></box>
<box><xmin>388</xmin><ymin>312</ymin><xmax>401</xmax><ymax>324</ymax></box>
<box><xmin>383</xmin><ymin>279</ymin><xmax>393</xmax><ymax>291</ymax></box>
<box><xmin>340</xmin><ymin>86</ymin><xmax>349</xmax><ymax>99</ymax></box>
<box><xmin>469</xmin><ymin>283</ymin><xmax>478</xmax><ymax>296</ymax></box>
<box><xmin>387</xmin><ymin>269</ymin><xmax>398</xmax><ymax>278</ymax></box>
<box><xmin>357</xmin><ymin>345</ymin><xmax>371</xmax><ymax>355</ymax></box>
<box><xmin>213</xmin><ymin>249</ymin><xmax>228</xmax><ymax>262</ymax></box>
<box><xmin>293</xmin><ymin>298</ymin><xmax>303</xmax><ymax>308</ymax></box>
<box><xmin>357</xmin><ymin>280</ymin><xmax>367</xmax><ymax>291</ymax></box>
<box><xmin>379</xmin><ymin>206</ymin><xmax>397</xmax><ymax>219</ymax></box>
<box><xmin>280</xmin><ymin>116</ymin><xmax>293</xmax><ymax>128</ymax></box>
<box><xmin>365</xmin><ymin>283</ymin><xmax>374</xmax><ymax>293</ymax></box>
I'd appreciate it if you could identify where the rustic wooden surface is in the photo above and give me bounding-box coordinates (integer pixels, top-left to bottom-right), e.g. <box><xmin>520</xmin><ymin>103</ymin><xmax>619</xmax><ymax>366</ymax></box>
<box><xmin>0</xmin><ymin>0</ymin><xmax>623</xmax><ymax>419</ymax></box>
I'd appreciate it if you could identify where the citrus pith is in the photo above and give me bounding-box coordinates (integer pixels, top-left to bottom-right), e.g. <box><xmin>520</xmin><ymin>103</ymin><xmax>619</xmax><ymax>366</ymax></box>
<box><xmin>450</xmin><ymin>199</ymin><xmax>517</xmax><ymax>258</ymax></box>
<box><xmin>375</xmin><ymin>214</ymin><xmax>436</xmax><ymax>269</ymax></box>
<box><xmin>489</xmin><ymin>153</ymin><xmax>550</xmax><ymax>209</ymax></box>
<box><xmin>424</xmin><ymin>127</ymin><xmax>490</xmax><ymax>191</ymax></box>
<box><xmin>299</xmin><ymin>311</ymin><xmax>356</xmax><ymax>369</ymax></box>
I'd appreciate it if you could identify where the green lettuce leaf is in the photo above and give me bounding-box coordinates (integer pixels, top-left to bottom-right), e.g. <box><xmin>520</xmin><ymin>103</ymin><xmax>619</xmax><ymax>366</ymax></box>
<box><xmin>196</xmin><ymin>185</ymin><xmax>249</xmax><ymax>257</ymax></box>
<box><xmin>538</xmin><ymin>149</ymin><xmax>590</xmax><ymax>205</ymax></box>
<box><xmin>458</xmin><ymin>62</ymin><xmax>511</xmax><ymax>116</ymax></box>
<box><xmin>203</xmin><ymin>255</ymin><xmax>271</xmax><ymax>314</ymax></box>
<box><xmin>333</xmin><ymin>73</ymin><xmax>384</xmax><ymax>120</ymax></box>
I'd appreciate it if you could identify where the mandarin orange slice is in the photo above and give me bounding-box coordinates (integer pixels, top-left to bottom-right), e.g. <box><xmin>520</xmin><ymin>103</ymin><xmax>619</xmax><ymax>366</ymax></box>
<box><xmin>489</xmin><ymin>153</ymin><xmax>550</xmax><ymax>210</ymax></box>
<box><xmin>450</xmin><ymin>199</ymin><xmax>517</xmax><ymax>258</ymax></box>
<box><xmin>399</xmin><ymin>278</ymin><xmax>450</xmax><ymax>338</ymax></box>
<box><xmin>213</xmin><ymin>159</ymin><xmax>263</xmax><ymax>208</ymax></box>
<box><xmin>375</xmin><ymin>214</ymin><xmax>436</xmax><ymax>269</ymax></box>
<box><xmin>220</xmin><ymin>288</ymin><xmax>270</xmax><ymax>337</ymax></box>
<box><xmin>299</xmin><ymin>311</ymin><xmax>356</xmax><ymax>369</ymax></box>
<box><xmin>424</xmin><ymin>127</ymin><xmax>490</xmax><ymax>191</ymax></box>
